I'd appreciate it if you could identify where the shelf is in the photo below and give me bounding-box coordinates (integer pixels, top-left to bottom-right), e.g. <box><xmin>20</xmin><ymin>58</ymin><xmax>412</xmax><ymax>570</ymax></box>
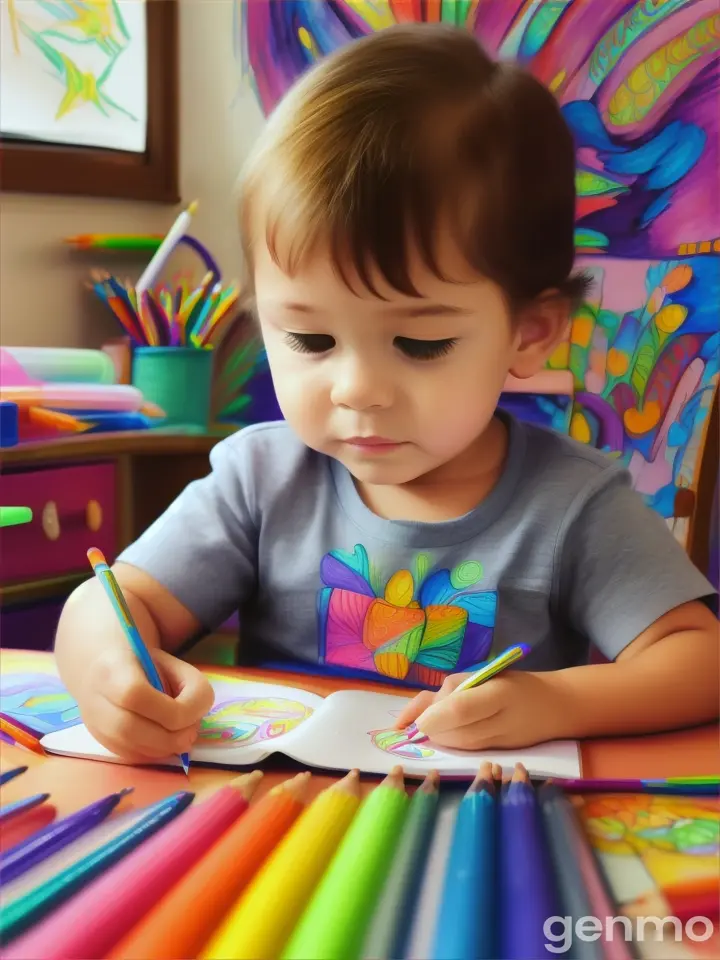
<box><xmin>0</xmin><ymin>430</ymin><xmax>223</xmax><ymax>468</ymax></box>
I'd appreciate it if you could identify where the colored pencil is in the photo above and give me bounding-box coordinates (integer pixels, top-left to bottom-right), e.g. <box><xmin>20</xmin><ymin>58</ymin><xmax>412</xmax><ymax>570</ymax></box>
<box><xmin>553</xmin><ymin>777</ymin><xmax>720</xmax><ymax>796</ymax></box>
<box><xmin>0</xmin><ymin>716</ymin><xmax>45</xmax><ymax>756</ymax></box>
<box><xmin>86</xmin><ymin>548</ymin><xmax>190</xmax><ymax>775</ymax></box>
<box><xmin>499</xmin><ymin>764</ymin><xmax>561</xmax><ymax>959</ymax></box>
<box><xmin>0</xmin><ymin>788</ymin><xmax>133</xmax><ymax>886</ymax></box>
<box><xmin>0</xmin><ymin>509</ymin><xmax>32</xmax><ymax>528</ymax></box>
<box><xmin>432</xmin><ymin>763</ymin><xmax>497</xmax><ymax>960</ymax></box>
<box><xmin>362</xmin><ymin>771</ymin><xmax>440</xmax><ymax>960</ymax></box>
<box><xmin>110</xmin><ymin>773</ymin><xmax>311</xmax><ymax>960</ymax></box>
<box><xmin>538</xmin><ymin>783</ymin><xmax>604</xmax><ymax>960</ymax></box>
<box><xmin>66</xmin><ymin>234</ymin><xmax>165</xmax><ymax>251</ymax></box>
<box><xmin>0</xmin><ymin>793</ymin><xmax>50</xmax><ymax>825</ymax></box>
<box><xmin>136</xmin><ymin>200</ymin><xmax>198</xmax><ymax>298</ymax></box>
<box><xmin>0</xmin><ymin>805</ymin><xmax>57</xmax><ymax>853</ymax></box>
<box><xmin>407</xmin><ymin>644</ymin><xmax>531</xmax><ymax>742</ymax></box>
<box><xmin>0</xmin><ymin>790</ymin><xmax>194</xmax><ymax>948</ymax></box>
<box><xmin>567</xmin><ymin>798</ymin><xmax>634</xmax><ymax>960</ymax></box>
<box><xmin>282</xmin><ymin>766</ymin><xmax>410</xmax><ymax>960</ymax></box>
<box><xmin>0</xmin><ymin>767</ymin><xmax>27</xmax><ymax>786</ymax></box>
<box><xmin>203</xmin><ymin>770</ymin><xmax>362</xmax><ymax>959</ymax></box>
<box><xmin>8</xmin><ymin>772</ymin><xmax>263</xmax><ymax>960</ymax></box>
<box><xmin>405</xmin><ymin>791</ymin><xmax>462</xmax><ymax>959</ymax></box>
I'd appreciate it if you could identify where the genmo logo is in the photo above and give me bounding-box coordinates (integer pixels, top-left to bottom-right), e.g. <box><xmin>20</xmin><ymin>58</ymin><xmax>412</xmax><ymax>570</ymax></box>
<box><xmin>543</xmin><ymin>914</ymin><xmax>716</xmax><ymax>953</ymax></box>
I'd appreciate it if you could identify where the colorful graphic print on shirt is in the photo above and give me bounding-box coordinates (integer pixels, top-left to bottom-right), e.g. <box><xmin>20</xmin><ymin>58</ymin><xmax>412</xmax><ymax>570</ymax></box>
<box><xmin>317</xmin><ymin>545</ymin><xmax>497</xmax><ymax>688</ymax></box>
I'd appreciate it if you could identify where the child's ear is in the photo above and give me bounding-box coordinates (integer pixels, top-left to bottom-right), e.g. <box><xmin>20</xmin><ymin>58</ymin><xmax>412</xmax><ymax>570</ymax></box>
<box><xmin>509</xmin><ymin>292</ymin><xmax>571</xmax><ymax>380</ymax></box>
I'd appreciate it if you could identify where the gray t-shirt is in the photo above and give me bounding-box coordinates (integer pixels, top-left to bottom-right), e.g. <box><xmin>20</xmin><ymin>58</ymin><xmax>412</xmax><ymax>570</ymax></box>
<box><xmin>118</xmin><ymin>413</ymin><xmax>715</xmax><ymax>689</ymax></box>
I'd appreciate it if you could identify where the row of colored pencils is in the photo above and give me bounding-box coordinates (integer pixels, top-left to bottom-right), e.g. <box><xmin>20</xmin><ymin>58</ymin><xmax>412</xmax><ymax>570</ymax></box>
<box><xmin>1</xmin><ymin>764</ymin><xmax>718</xmax><ymax>959</ymax></box>
<box><xmin>89</xmin><ymin>269</ymin><xmax>240</xmax><ymax>349</ymax></box>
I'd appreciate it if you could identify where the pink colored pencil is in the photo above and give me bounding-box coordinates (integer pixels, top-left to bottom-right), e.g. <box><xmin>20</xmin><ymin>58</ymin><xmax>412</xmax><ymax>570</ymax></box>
<box><xmin>3</xmin><ymin>772</ymin><xmax>264</xmax><ymax>960</ymax></box>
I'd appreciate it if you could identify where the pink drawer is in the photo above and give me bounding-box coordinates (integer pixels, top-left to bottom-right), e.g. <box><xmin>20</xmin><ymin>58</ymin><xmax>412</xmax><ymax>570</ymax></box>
<box><xmin>0</xmin><ymin>463</ymin><xmax>116</xmax><ymax>583</ymax></box>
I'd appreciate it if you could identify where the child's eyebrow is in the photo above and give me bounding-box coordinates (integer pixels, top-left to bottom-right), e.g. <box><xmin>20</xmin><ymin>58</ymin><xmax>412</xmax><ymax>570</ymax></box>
<box><xmin>277</xmin><ymin>301</ymin><xmax>472</xmax><ymax>318</ymax></box>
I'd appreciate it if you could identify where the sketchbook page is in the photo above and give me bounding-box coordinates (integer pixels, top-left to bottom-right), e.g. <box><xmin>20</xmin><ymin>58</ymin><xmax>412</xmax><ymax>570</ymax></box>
<box><xmin>41</xmin><ymin>680</ymin><xmax>325</xmax><ymax>769</ymax></box>
<box><xmin>283</xmin><ymin>690</ymin><xmax>581</xmax><ymax>779</ymax></box>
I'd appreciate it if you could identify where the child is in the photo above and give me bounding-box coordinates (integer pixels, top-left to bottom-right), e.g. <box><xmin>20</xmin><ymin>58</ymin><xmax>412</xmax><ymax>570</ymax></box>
<box><xmin>55</xmin><ymin>25</ymin><xmax>718</xmax><ymax>763</ymax></box>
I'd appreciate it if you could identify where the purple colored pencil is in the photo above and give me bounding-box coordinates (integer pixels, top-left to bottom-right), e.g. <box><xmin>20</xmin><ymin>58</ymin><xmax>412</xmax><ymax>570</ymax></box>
<box><xmin>0</xmin><ymin>788</ymin><xmax>133</xmax><ymax>885</ymax></box>
<box><xmin>499</xmin><ymin>765</ymin><xmax>560</xmax><ymax>959</ymax></box>
<box><xmin>0</xmin><ymin>767</ymin><xmax>28</xmax><ymax>787</ymax></box>
<box><xmin>0</xmin><ymin>793</ymin><xmax>50</xmax><ymax>825</ymax></box>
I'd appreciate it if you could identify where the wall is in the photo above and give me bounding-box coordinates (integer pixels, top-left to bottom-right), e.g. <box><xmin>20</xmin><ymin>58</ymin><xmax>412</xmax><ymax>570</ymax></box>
<box><xmin>0</xmin><ymin>0</ymin><xmax>265</xmax><ymax>348</ymax></box>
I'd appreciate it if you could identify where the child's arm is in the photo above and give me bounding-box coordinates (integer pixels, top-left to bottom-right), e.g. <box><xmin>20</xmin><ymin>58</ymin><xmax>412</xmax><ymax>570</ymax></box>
<box><xmin>55</xmin><ymin>563</ymin><xmax>214</xmax><ymax>762</ymax></box>
<box><xmin>395</xmin><ymin>599</ymin><xmax>719</xmax><ymax>748</ymax></box>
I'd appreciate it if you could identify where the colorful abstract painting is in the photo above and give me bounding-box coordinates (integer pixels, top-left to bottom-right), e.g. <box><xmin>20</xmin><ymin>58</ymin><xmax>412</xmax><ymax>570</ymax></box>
<box><xmin>0</xmin><ymin>650</ymin><xmax>80</xmax><ymax>736</ymax></box>
<box><xmin>1</xmin><ymin>0</ymin><xmax>148</xmax><ymax>151</ymax></box>
<box><xmin>235</xmin><ymin>0</ymin><xmax>720</xmax><ymax>547</ymax></box>
<box><xmin>200</xmin><ymin>695</ymin><xmax>315</xmax><ymax>746</ymax></box>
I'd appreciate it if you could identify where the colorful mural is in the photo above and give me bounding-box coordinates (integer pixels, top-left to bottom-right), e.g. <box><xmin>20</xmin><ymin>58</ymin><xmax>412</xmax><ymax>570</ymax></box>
<box><xmin>235</xmin><ymin>0</ymin><xmax>719</xmax><ymax>545</ymax></box>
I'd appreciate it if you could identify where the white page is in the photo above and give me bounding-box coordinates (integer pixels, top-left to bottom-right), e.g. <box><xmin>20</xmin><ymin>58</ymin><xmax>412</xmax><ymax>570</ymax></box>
<box><xmin>283</xmin><ymin>690</ymin><xmax>581</xmax><ymax>779</ymax></box>
<box><xmin>0</xmin><ymin>0</ymin><xmax>147</xmax><ymax>152</ymax></box>
<box><xmin>41</xmin><ymin>681</ymin><xmax>326</xmax><ymax>769</ymax></box>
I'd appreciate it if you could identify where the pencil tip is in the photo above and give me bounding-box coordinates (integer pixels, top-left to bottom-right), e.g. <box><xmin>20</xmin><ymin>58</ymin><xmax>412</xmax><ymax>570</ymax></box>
<box><xmin>117</xmin><ymin>787</ymin><xmax>135</xmax><ymax>798</ymax></box>
<box><xmin>187</xmin><ymin>200</ymin><xmax>199</xmax><ymax>215</ymax></box>
<box><xmin>385</xmin><ymin>765</ymin><xmax>405</xmax><ymax>789</ymax></box>
<box><xmin>421</xmin><ymin>770</ymin><xmax>440</xmax><ymax>791</ymax></box>
<box><xmin>511</xmin><ymin>763</ymin><xmax>530</xmax><ymax>784</ymax></box>
<box><xmin>180</xmin><ymin>754</ymin><xmax>190</xmax><ymax>775</ymax></box>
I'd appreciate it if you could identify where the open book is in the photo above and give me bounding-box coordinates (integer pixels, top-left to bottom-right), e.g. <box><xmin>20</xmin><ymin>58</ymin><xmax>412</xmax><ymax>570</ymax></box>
<box><xmin>41</xmin><ymin>675</ymin><xmax>581</xmax><ymax>779</ymax></box>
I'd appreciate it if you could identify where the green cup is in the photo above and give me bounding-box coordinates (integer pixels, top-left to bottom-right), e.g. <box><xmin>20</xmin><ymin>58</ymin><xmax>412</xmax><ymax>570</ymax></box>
<box><xmin>132</xmin><ymin>346</ymin><xmax>213</xmax><ymax>432</ymax></box>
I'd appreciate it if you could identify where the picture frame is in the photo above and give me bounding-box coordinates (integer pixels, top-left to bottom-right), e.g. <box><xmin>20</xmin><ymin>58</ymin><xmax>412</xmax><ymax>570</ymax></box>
<box><xmin>1</xmin><ymin>0</ymin><xmax>179</xmax><ymax>203</ymax></box>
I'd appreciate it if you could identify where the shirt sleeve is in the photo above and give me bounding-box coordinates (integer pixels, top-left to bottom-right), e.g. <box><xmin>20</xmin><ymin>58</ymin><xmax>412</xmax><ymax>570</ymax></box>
<box><xmin>117</xmin><ymin>433</ymin><xmax>257</xmax><ymax>631</ymax></box>
<box><xmin>555</xmin><ymin>467</ymin><xmax>717</xmax><ymax>661</ymax></box>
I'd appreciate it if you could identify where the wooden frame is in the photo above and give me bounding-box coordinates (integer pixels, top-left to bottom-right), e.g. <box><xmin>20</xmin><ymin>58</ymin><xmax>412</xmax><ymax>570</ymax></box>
<box><xmin>1</xmin><ymin>0</ymin><xmax>179</xmax><ymax>203</ymax></box>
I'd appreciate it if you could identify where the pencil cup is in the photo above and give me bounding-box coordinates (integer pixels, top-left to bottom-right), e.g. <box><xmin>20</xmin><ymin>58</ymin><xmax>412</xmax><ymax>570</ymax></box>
<box><xmin>132</xmin><ymin>347</ymin><xmax>213</xmax><ymax>432</ymax></box>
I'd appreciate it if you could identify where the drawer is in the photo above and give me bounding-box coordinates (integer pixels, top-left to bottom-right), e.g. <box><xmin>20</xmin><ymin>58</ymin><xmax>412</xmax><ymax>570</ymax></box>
<box><xmin>0</xmin><ymin>463</ymin><xmax>116</xmax><ymax>583</ymax></box>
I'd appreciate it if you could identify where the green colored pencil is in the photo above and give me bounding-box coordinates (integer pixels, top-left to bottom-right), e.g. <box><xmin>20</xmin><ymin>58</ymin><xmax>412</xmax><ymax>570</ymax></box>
<box><xmin>361</xmin><ymin>771</ymin><xmax>440</xmax><ymax>959</ymax></box>
<box><xmin>65</xmin><ymin>234</ymin><xmax>163</xmax><ymax>251</ymax></box>
<box><xmin>282</xmin><ymin>766</ymin><xmax>409</xmax><ymax>960</ymax></box>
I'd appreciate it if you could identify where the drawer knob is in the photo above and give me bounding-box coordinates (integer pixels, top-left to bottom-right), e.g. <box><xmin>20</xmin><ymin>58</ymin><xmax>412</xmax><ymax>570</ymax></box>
<box><xmin>42</xmin><ymin>501</ymin><xmax>61</xmax><ymax>541</ymax></box>
<box><xmin>86</xmin><ymin>500</ymin><xmax>103</xmax><ymax>532</ymax></box>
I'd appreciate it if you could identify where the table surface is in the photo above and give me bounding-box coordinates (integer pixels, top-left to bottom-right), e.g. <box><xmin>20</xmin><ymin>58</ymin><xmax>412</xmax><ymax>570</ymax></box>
<box><xmin>1</xmin><ymin>666</ymin><xmax>718</xmax><ymax>821</ymax></box>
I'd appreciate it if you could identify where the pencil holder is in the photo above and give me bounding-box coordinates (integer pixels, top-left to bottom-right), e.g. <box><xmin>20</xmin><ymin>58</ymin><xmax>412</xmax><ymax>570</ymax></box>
<box><xmin>132</xmin><ymin>347</ymin><xmax>213</xmax><ymax>432</ymax></box>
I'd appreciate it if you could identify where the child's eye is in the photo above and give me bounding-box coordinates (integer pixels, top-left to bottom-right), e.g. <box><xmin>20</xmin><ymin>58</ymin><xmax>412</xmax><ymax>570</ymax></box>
<box><xmin>394</xmin><ymin>337</ymin><xmax>458</xmax><ymax>360</ymax></box>
<box><xmin>283</xmin><ymin>332</ymin><xmax>336</xmax><ymax>354</ymax></box>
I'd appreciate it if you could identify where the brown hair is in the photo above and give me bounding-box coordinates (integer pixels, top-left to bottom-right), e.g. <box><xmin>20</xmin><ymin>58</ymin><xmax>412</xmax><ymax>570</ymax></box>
<box><xmin>237</xmin><ymin>23</ymin><xmax>590</xmax><ymax>312</ymax></box>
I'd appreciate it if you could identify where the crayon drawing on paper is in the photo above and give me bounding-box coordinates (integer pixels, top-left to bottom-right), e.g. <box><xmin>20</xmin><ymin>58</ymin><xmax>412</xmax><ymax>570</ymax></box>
<box><xmin>235</xmin><ymin>0</ymin><xmax>720</xmax><ymax>546</ymax></box>
<box><xmin>0</xmin><ymin>650</ymin><xmax>80</xmax><ymax>736</ymax></box>
<box><xmin>1</xmin><ymin>0</ymin><xmax>148</xmax><ymax>151</ymax></box>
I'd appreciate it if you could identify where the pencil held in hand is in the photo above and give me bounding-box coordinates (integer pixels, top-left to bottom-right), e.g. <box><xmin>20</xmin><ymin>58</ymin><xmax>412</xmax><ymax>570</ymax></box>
<box><xmin>86</xmin><ymin>548</ymin><xmax>191</xmax><ymax>774</ymax></box>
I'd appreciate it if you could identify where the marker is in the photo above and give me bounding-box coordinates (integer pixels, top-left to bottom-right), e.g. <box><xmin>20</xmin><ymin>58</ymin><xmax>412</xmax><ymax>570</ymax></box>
<box><xmin>0</xmin><ymin>767</ymin><xmax>28</xmax><ymax>787</ymax></box>
<box><xmin>86</xmin><ymin>549</ymin><xmax>190</xmax><ymax>774</ymax></box>
<box><xmin>406</xmin><ymin>644</ymin><xmax>531</xmax><ymax>743</ymax></box>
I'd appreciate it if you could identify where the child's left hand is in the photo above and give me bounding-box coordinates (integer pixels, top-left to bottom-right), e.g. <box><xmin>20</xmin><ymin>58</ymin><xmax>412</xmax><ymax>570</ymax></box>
<box><xmin>394</xmin><ymin>670</ymin><xmax>568</xmax><ymax>750</ymax></box>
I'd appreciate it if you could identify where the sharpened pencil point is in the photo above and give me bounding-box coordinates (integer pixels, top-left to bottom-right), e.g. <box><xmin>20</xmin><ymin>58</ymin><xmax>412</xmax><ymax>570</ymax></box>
<box><xmin>180</xmin><ymin>753</ymin><xmax>190</xmax><ymax>775</ymax></box>
<box><xmin>420</xmin><ymin>770</ymin><xmax>440</xmax><ymax>792</ymax></box>
<box><xmin>230</xmin><ymin>769</ymin><xmax>264</xmax><ymax>798</ymax></box>
<box><xmin>187</xmin><ymin>200</ymin><xmax>199</xmax><ymax>215</ymax></box>
<box><xmin>384</xmin><ymin>765</ymin><xmax>405</xmax><ymax>790</ymax></box>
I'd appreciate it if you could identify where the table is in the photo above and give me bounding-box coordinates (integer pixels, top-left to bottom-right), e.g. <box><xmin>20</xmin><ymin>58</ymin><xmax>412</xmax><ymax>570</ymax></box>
<box><xmin>1</xmin><ymin>667</ymin><xmax>718</xmax><ymax>822</ymax></box>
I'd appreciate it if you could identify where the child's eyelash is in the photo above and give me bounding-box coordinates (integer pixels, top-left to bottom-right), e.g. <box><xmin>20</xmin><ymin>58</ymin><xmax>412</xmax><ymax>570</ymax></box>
<box><xmin>283</xmin><ymin>332</ymin><xmax>336</xmax><ymax>354</ymax></box>
<box><xmin>394</xmin><ymin>337</ymin><xmax>458</xmax><ymax>360</ymax></box>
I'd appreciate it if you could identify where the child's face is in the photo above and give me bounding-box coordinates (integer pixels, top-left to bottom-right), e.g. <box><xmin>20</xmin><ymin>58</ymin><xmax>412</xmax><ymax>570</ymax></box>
<box><xmin>255</xmin><ymin>239</ymin><xmax>534</xmax><ymax>486</ymax></box>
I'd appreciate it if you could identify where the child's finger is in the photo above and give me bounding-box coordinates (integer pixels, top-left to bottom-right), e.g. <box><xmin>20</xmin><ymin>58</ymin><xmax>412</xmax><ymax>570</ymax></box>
<box><xmin>89</xmin><ymin>696</ymin><xmax>198</xmax><ymax>760</ymax></box>
<box><xmin>153</xmin><ymin>649</ymin><xmax>216</xmax><ymax>723</ymax></box>
<box><xmin>413</xmin><ymin>686</ymin><xmax>501</xmax><ymax>738</ymax></box>
<box><xmin>393</xmin><ymin>691</ymin><xmax>435</xmax><ymax>728</ymax></box>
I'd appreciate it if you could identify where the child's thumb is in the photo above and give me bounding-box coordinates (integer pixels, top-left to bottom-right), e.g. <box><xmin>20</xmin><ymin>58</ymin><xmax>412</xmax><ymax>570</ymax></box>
<box><xmin>151</xmin><ymin>649</ymin><xmax>216</xmax><ymax>724</ymax></box>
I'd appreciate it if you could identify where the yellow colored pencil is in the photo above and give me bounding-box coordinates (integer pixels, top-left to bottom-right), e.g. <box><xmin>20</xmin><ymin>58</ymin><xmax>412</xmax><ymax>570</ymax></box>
<box><xmin>201</xmin><ymin>770</ymin><xmax>362</xmax><ymax>960</ymax></box>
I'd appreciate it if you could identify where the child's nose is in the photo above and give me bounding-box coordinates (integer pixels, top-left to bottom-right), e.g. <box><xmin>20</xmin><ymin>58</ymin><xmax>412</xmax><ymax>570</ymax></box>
<box><xmin>330</xmin><ymin>356</ymin><xmax>393</xmax><ymax>410</ymax></box>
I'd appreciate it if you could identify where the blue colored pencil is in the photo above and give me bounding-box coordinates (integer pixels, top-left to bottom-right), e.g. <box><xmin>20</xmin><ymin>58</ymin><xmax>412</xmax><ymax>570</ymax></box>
<box><xmin>0</xmin><ymin>794</ymin><xmax>50</xmax><ymax>825</ymax></box>
<box><xmin>0</xmin><ymin>791</ymin><xmax>194</xmax><ymax>944</ymax></box>
<box><xmin>432</xmin><ymin>762</ymin><xmax>497</xmax><ymax>959</ymax></box>
<box><xmin>0</xmin><ymin>788</ymin><xmax>133</xmax><ymax>885</ymax></box>
<box><xmin>499</xmin><ymin>764</ymin><xmax>560</xmax><ymax>959</ymax></box>
<box><xmin>86</xmin><ymin>548</ymin><xmax>190</xmax><ymax>775</ymax></box>
<box><xmin>0</xmin><ymin>767</ymin><xmax>28</xmax><ymax>787</ymax></box>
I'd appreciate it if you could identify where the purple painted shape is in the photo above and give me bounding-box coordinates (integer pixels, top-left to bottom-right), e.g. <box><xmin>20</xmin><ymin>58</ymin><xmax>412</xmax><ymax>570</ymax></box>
<box><xmin>0</xmin><ymin>602</ymin><xmax>63</xmax><ymax>651</ymax></box>
<box><xmin>576</xmin><ymin>391</ymin><xmax>625</xmax><ymax>452</ymax></box>
<box><xmin>320</xmin><ymin>554</ymin><xmax>374</xmax><ymax>595</ymax></box>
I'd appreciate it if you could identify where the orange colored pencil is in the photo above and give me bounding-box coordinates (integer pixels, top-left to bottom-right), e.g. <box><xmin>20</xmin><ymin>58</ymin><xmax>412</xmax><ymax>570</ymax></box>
<box><xmin>109</xmin><ymin>772</ymin><xmax>311</xmax><ymax>960</ymax></box>
<box><xmin>0</xmin><ymin>717</ymin><xmax>45</xmax><ymax>757</ymax></box>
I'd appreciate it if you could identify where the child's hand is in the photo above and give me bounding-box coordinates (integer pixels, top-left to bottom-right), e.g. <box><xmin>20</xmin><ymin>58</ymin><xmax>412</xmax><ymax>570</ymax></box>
<box><xmin>394</xmin><ymin>671</ymin><xmax>566</xmax><ymax>750</ymax></box>
<box><xmin>79</xmin><ymin>647</ymin><xmax>215</xmax><ymax>763</ymax></box>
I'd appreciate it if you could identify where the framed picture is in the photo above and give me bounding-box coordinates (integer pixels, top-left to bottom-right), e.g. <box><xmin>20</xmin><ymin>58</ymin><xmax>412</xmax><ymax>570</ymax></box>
<box><xmin>1</xmin><ymin>0</ymin><xmax>179</xmax><ymax>202</ymax></box>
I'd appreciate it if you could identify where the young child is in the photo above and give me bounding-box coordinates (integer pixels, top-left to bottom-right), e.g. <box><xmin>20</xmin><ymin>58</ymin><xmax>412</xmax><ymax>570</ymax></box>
<box><xmin>55</xmin><ymin>25</ymin><xmax>718</xmax><ymax>764</ymax></box>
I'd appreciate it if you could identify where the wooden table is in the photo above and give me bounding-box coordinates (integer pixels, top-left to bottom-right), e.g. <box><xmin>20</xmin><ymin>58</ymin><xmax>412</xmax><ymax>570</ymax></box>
<box><xmin>1</xmin><ymin>667</ymin><xmax>718</xmax><ymax>823</ymax></box>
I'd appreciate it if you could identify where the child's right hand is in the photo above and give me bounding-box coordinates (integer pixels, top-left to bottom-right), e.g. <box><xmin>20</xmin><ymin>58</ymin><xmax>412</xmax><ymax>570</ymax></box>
<box><xmin>78</xmin><ymin>646</ymin><xmax>215</xmax><ymax>763</ymax></box>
